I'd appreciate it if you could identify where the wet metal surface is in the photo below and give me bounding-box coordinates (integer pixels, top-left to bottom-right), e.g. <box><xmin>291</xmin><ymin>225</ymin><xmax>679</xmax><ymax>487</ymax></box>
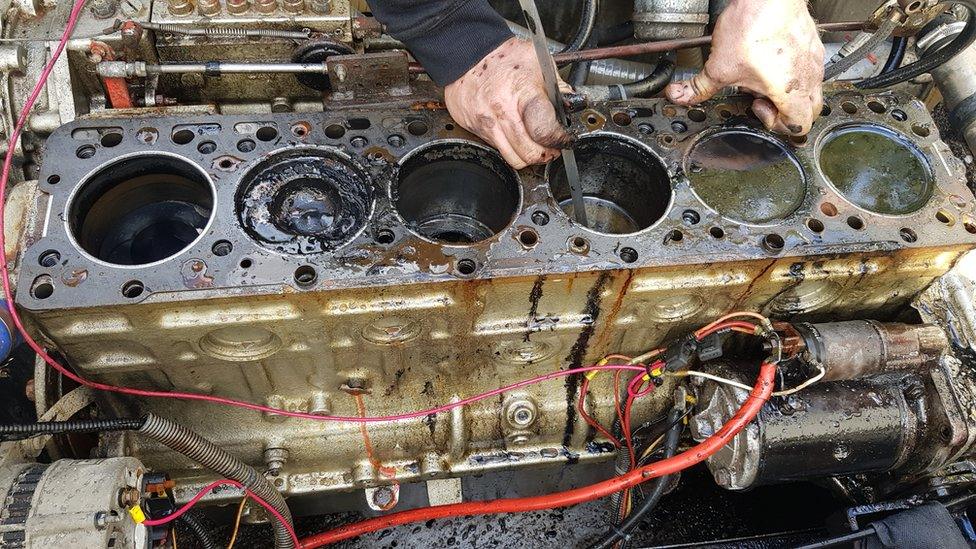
<box><xmin>15</xmin><ymin>92</ymin><xmax>976</xmax><ymax>503</ymax></box>
<box><xmin>686</xmin><ymin>130</ymin><xmax>805</xmax><ymax>224</ymax></box>
<box><xmin>819</xmin><ymin>124</ymin><xmax>934</xmax><ymax>215</ymax></box>
<box><xmin>237</xmin><ymin>148</ymin><xmax>373</xmax><ymax>255</ymax></box>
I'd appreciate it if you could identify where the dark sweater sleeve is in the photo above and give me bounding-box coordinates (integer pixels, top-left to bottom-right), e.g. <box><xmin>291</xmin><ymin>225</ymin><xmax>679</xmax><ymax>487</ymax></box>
<box><xmin>368</xmin><ymin>0</ymin><xmax>514</xmax><ymax>86</ymax></box>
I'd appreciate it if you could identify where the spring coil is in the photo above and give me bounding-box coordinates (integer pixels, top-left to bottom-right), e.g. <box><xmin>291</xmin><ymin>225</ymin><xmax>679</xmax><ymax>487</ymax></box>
<box><xmin>146</xmin><ymin>23</ymin><xmax>309</xmax><ymax>40</ymax></box>
<box><xmin>139</xmin><ymin>414</ymin><xmax>295</xmax><ymax>549</ymax></box>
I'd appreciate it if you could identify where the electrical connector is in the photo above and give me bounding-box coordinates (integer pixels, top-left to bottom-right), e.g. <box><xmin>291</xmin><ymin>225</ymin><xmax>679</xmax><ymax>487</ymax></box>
<box><xmin>663</xmin><ymin>335</ymin><xmax>698</xmax><ymax>373</ymax></box>
<box><xmin>697</xmin><ymin>332</ymin><xmax>723</xmax><ymax>362</ymax></box>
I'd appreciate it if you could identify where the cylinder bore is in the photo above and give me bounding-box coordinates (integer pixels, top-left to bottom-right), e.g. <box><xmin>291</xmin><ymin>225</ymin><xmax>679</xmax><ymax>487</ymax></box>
<box><xmin>686</xmin><ymin>130</ymin><xmax>805</xmax><ymax>224</ymax></box>
<box><xmin>68</xmin><ymin>154</ymin><xmax>214</xmax><ymax>266</ymax></box>
<box><xmin>547</xmin><ymin>135</ymin><xmax>672</xmax><ymax>234</ymax></box>
<box><xmin>819</xmin><ymin>125</ymin><xmax>933</xmax><ymax>215</ymax></box>
<box><xmin>394</xmin><ymin>141</ymin><xmax>520</xmax><ymax>244</ymax></box>
<box><xmin>237</xmin><ymin>148</ymin><xmax>373</xmax><ymax>254</ymax></box>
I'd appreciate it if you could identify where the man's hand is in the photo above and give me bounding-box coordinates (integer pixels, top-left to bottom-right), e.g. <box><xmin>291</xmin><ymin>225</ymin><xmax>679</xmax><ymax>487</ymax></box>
<box><xmin>445</xmin><ymin>37</ymin><xmax>572</xmax><ymax>169</ymax></box>
<box><xmin>665</xmin><ymin>0</ymin><xmax>825</xmax><ymax>136</ymax></box>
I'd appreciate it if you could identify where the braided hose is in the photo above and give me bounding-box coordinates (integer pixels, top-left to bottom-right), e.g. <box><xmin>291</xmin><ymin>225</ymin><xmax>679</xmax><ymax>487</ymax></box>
<box><xmin>139</xmin><ymin>414</ymin><xmax>295</xmax><ymax>549</ymax></box>
<box><xmin>0</xmin><ymin>418</ymin><xmax>144</xmax><ymax>441</ymax></box>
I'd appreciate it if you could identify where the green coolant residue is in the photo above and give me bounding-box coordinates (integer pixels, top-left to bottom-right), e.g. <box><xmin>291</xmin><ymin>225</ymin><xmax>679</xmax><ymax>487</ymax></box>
<box><xmin>687</xmin><ymin>131</ymin><xmax>805</xmax><ymax>224</ymax></box>
<box><xmin>819</xmin><ymin>126</ymin><xmax>932</xmax><ymax>215</ymax></box>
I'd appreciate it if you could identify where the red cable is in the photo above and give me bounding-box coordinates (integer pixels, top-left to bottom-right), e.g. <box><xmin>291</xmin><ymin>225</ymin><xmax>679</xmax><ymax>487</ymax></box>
<box><xmin>141</xmin><ymin>478</ymin><xmax>300</xmax><ymax>547</ymax></box>
<box><xmin>578</xmin><ymin>377</ymin><xmax>623</xmax><ymax>448</ymax></box>
<box><xmin>0</xmin><ymin>0</ymin><xmax>657</xmax><ymax>427</ymax></box>
<box><xmin>299</xmin><ymin>362</ymin><xmax>776</xmax><ymax>548</ymax></box>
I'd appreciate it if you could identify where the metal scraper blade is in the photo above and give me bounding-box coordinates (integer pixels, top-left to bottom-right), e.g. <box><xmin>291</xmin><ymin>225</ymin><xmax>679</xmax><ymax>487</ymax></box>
<box><xmin>516</xmin><ymin>0</ymin><xmax>587</xmax><ymax>227</ymax></box>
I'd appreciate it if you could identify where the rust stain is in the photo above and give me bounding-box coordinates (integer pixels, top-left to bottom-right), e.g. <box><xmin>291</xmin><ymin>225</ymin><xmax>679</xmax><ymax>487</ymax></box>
<box><xmin>730</xmin><ymin>259</ymin><xmax>777</xmax><ymax>311</ymax></box>
<box><xmin>592</xmin><ymin>269</ymin><xmax>634</xmax><ymax>352</ymax></box>
<box><xmin>364</xmin><ymin>145</ymin><xmax>395</xmax><ymax>163</ymax></box>
<box><xmin>354</xmin><ymin>394</ymin><xmax>397</xmax><ymax>479</ymax></box>
<box><xmin>410</xmin><ymin>101</ymin><xmax>446</xmax><ymax>111</ymax></box>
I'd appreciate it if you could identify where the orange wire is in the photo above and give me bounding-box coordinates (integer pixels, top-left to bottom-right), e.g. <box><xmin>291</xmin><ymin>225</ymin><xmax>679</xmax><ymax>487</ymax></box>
<box><xmin>354</xmin><ymin>394</ymin><xmax>397</xmax><ymax>479</ymax></box>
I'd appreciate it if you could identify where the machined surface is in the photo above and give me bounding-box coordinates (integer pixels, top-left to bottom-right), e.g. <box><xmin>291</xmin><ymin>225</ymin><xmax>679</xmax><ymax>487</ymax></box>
<box><xmin>15</xmin><ymin>92</ymin><xmax>976</xmax><ymax>502</ymax></box>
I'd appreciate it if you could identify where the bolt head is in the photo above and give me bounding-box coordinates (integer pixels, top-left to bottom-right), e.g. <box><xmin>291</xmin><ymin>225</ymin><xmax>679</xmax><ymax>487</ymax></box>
<box><xmin>372</xmin><ymin>486</ymin><xmax>395</xmax><ymax>508</ymax></box>
<box><xmin>714</xmin><ymin>468</ymin><xmax>732</xmax><ymax>487</ymax></box>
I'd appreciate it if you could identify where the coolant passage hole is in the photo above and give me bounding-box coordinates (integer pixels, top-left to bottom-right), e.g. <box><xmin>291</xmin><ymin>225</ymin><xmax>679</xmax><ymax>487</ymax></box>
<box><xmin>686</xmin><ymin>130</ymin><xmax>805</xmax><ymax>224</ymax></box>
<box><xmin>394</xmin><ymin>142</ymin><xmax>520</xmax><ymax>244</ymax></box>
<box><xmin>818</xmin><ymin>124</ymin><xmax>933</xmax><ymax>215</ymax></box>
<box><xmin>236</xmin><ymin>148</ymin><xmax>373</xmax><ymax>254</ymax></box>
<box><xmin>68</xmin><ymin>154</ymin><xmax>214</xmax><ymax>266</ymax></box>
<box><xmin>547</xmin><ymin>135</ymin><xmax>671</xmax><ymax>234</ymax></box>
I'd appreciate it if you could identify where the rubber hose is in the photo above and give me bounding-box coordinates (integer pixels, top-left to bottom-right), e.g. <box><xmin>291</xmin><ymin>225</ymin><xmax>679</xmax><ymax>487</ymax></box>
<box><xmin>823</xmin><ymin>16</ymin><xmax>899</xmax><ymax>81</ymax></box>
<box><xmin>139</xmin><ymin>414</ymin><xmax>295</xmax><ymax>549</ymax></box>
<box><xmin>858</xmin><ymin>1</ymin><xmax>976</xmax><ymax>89</ymax></box>
<box><xmin>0</xmin><ymin>418</ymin><xmax>145</xmax><ymax>441</ymax></box>
<box><xmin>560</xmin><ymin>0</ymin><xmax>600</xmax><ymax>53</ymax></box>
<box><xmin>178</xmin><ymin>510</ymin><xmax>219</xmax><ymax>549</ymax></box>
<box><xmin>595</xmin><ymin>21</ymin><xmax>635</xmax><ymax>46</ymax></box>
<box><xmin>569</xmin><ymin>30</ymin><xmax>599</xmax><ymax>88</ymax></box>
<box><xmin>590</xmin><ymin>406</ymin><xmax>684</xmax><ymax>549</ymax></box>
<box><xmin>613</xmin><ymin>59</ymin><xmax>676</xmax><ymax>99</ymax></box>
<box><xmin>882</xmin><ymin>36</ymin><xmax>908</xmax><ymax>74</ymax></box>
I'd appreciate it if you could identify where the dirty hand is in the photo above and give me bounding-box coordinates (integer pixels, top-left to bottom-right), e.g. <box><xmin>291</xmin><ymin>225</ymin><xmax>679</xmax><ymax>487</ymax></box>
<box><xmin>444</xmin><ymin>37</ymin><xmax>573</xmax><ymax>169</ymax></box>
<box><xmin>665</xmin><ymin>0</ymin><xmax>825</xmax><ymax>136</ymax></box>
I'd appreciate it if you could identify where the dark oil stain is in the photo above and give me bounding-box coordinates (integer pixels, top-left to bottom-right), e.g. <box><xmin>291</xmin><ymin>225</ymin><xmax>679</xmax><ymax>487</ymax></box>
<box><xmin>524</xmin><ymin>275</ymin><xmax>546</xmax><ymax>342</ymax></box>
<box><xmin>762</xmin><ymin>262</ymin><xmax>808</xmax><ymax>317</ymax></box>
<box><xmin>562</xmin><ymin>272</ymin><xmax>612</xmax><ymax>448</ymax></box>
<box><xmin>384</xmin><ymin>367</ymin><xmax>406</xmax><ymax>397</ymax></box>
<box><xmin>423</xmin><ymin>413</ymin><xmax>436</xmax><ymax>441</ymax></box>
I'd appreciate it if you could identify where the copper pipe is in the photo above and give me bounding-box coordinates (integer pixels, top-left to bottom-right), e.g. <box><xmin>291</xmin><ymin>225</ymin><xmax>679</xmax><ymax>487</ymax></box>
<box><xmin>552</xmin><ymin>21</ymin><xmax>864</xmax><ymax>64</ymax></box>
<box><xmin>407</xmin><ymin>21</ymin><xmax>865</xmax><ymax>74</ymax></box>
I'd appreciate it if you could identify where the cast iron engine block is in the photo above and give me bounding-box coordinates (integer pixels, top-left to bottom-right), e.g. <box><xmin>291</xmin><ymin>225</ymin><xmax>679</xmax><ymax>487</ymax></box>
<box><xmin>13</xmin><ymin>91</ymin><xmax>976</xmax><ymax>502</ymax></box>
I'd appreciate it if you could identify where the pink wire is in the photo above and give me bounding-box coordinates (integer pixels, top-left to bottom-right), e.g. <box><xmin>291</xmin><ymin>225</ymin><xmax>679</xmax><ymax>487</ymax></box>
<box><xmin>142</xmin><ymin>479</ymin><xmax>300</xmax><ymax>547</ymax></box>
<box><xmin>0</xmin><ymin>18</ymin><xmax>651</xmax><ymax>425</ymax></box>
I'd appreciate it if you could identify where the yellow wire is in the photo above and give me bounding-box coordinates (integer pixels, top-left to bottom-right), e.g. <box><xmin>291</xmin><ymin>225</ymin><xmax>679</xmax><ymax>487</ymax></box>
<box><xmin>172</xmin><ymin>527</ymin><xmax>178</xmax><ymax>549</ymax></box>
<box><xmin>638</xmin><ymin>432</ymin><xmax>666</xmax><ymax>463</ymax></box>
<box><xmin>226</xmin><ymin>497</ymin><xmax>247</xmax><ymax>549</ymax></box>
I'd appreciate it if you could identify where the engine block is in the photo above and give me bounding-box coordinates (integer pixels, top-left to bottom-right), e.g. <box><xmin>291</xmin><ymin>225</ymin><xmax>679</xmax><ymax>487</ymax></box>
<box><xmin>15</xmin><ymin>90</ymin><xmax>976</xmax><ymax>502</ymax></box>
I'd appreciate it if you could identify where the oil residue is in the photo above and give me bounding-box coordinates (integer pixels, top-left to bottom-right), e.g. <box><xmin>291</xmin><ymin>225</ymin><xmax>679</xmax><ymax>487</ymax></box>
<box><xmin>687</xmin><ymin>130</ymin><xmax>805</xmax><ymax>224</ymax></box>
<box><xmin>237</xmin><ymin>151</ymin><xmax>372</xmax><ymax>255</ymax></box>
<box><xmin>819</xmin><ymin>125</ymin><xmax>932</xmax><ymax>215</ymax></box>
<box><xmin>549</xmin><ymin>136</ymin><xmax>671</xmax><ymax>234</ymax></box>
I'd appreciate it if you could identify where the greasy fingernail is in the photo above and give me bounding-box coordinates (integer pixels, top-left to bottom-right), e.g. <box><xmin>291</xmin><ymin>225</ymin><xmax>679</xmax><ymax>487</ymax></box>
<box><xmin>787</xmin><ymin>124</ymin><xmax>803</xmax><ymax>134</ymax></box>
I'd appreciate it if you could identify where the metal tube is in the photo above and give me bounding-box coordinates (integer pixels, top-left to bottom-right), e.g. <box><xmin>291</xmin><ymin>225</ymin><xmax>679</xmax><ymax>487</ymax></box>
<box><xmin>148</xmin><ymin>62</ymin><xmax>327</xmax><ymax>74</ymax></box>
<box><xmin>551</xmin><ymin>21</ymin><xmax>863</xmax><ymax>64</ymax></box>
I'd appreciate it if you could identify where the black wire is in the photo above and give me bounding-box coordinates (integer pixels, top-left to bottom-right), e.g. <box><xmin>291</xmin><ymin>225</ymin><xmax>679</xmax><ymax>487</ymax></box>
<box><xmin>0</xmin><ymin>417</ymin><xmax>146</xmax><ymax>441</ymax></box>
<box><xmin>590</xmin><ymin>406</ymin><xmax>685</xmax><ymax>549</ymax></box>
<box><xmin>881</xmin><ymin>36</ymin><xmax>908</xmax><ymax>74</ymax></box>
<box><xmin>637</xmin><ymin>407</ymin><xmax>692</xmax><ymax>467</ymax></box>
<box><xmin>560</xmin><ymin>0</ymin><xmax>600</xmax><ymax>54</ymax></box>
<box><xmin>793</xmin><ymin>527</ymin><xmax>877</xmax><ymax>549</ymax></box>
<box><xmin>858</xmin><ymin>1</ymin><xmax>976</xmax><ymax>89</ymax></box>
<box><xmin>178</xmin><ymin>510</ymin><xmax>219</xmax><ymax>549</ymax></box>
